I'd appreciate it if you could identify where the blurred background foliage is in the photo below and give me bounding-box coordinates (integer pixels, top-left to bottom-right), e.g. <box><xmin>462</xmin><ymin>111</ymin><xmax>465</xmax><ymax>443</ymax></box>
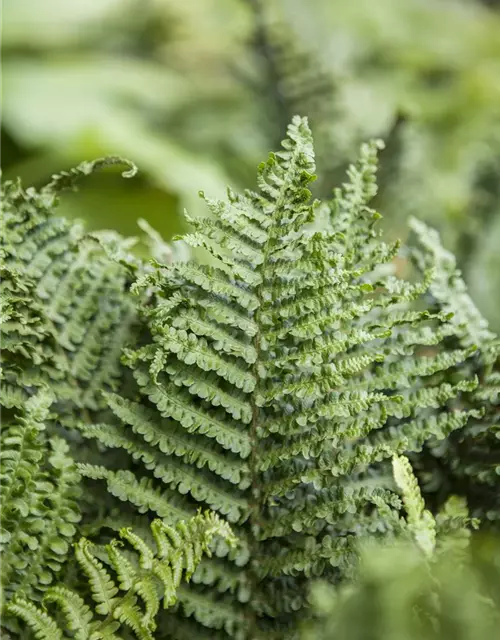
<box><xmin>2</xmin><ymin>0</ymin><xmax>500</xmax><ymax>327</ymax></box>
<box><xmin>302</xmin><ymin>536</ymin><xmax>500</xmax><ymax>640</ymax></box>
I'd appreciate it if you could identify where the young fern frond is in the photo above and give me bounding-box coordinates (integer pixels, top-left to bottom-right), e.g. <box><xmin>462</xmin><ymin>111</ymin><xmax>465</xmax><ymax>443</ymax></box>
<box><xmin>6</xmin><ymin>512</ymin><xmax>236</xmax><ymax>640</ymax></box>
<box><xmin>393</xmin><ymin>455</ymin><xmax>436</xmax><ymax>557</ymax></box>
<box><xmin>393</xmin><ymin>454</ymin><xmax>476</xmax><ymax>557</ymax></box>
<box><xmin>73</xmin><ymin>116</ymin><xmax>481</xmax><ymax>637</ymax></box>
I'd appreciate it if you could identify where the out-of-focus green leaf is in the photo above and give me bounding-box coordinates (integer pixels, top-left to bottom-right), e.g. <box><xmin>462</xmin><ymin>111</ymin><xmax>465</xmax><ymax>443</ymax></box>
<box><xmin>2</xmin><ymin>0</ymin><xmax>500</xmax><ymax>326</ymax></box>
<box><xmin>1</xmin><ymin>57</ymin><xmax>191</xmax><ymax>146</ymax></box>
<box><xmin>468</xmin><ymin>211</ymin><xmax>500</xmax><ymax>333</ymax></box>
<box><xmin>304</xmin><ymin>536</ymin><xmax>500</xmax><ymax>640</ymax></box>
<box><xmin>2</xmin><ymin>0</ymin><xmax>126</xmax><ymax>47</ymax></box>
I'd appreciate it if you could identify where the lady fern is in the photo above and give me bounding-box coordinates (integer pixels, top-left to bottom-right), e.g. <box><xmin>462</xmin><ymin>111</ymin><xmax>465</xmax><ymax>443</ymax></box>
<box><xmin>71</xmin><ymin>116</ymin><xmax>483</xmax><ymax>638</ymax></box>
<box><xmin>6</xmin><ymin>511</ymin><xmax>235</xmax><ymax>640</ymax></box>
<box><xmin>409</xmin><ymin>218</ymin><xmax>500</xmax><ymax>524</ymax></box>
<box><xmin>0</xmin><ymin>158</ymin><xmax>138</xmax><ymax>416</ymax></box>
<box><xmin>0</xmin><ymin>392</ymin><xmax>81</xmax><ymax>613</ymax></box>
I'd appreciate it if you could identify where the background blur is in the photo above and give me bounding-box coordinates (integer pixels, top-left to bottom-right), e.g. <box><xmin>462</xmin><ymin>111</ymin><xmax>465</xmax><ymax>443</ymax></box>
<box><xmin>2</xmin><ymin>0</ymin><xmax>500</xmax><ymax>328</ymax></box>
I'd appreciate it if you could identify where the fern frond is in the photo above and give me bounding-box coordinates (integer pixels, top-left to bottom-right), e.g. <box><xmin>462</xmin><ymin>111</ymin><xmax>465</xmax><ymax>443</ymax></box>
<box><xmin>5</xmin><ymin>597</ymin><xmax>64</xmax><ymax>640</ymax></box>
<box><xmin>409</xmin><ymin>217</ymin><xmax>497</xmax><ymax>352</ymax></box>
<box><xmin>0</xmin><ymin>393</ymin><xmax>81</xmax><ymax>606</ymax></box>
<box><xmin>0</xmin><ymin>264</ymin><xmax>64</xmax><ymax>409</ymax></box>
<box><xmin>0</xmin><ymin>159</ymin><xmax>138</xmax><ymax>413</ymax></box>
<box><xmin>6</xmin><ymin>512</ymin><xmax>235</xmax><ymax>640</ymax></box>
<box><xmin>393</xmin><ymin>455</ymin><xmax>436</xmax><ymax>557</ymax></box>
<box><xmin>410</xmin><ymin>218</ymin><xmax>500</xmax><ymax>524</ymax></box>
<box><xmin>74</xmin><ymin>116</ymin><xmax>482</xmax><ymax>637</ymax></box>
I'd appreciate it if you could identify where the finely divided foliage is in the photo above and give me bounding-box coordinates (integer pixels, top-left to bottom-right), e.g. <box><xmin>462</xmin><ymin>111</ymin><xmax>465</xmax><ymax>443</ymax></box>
<box><xmin>0</xmin><ymin>159</ymin><xmax>139</xmax><ymax>633</ymax></box>
<box><xmin>0</xmin><ymin>158</ymin><xmax>138</xmax><ymax>415</ymax></box>
<box><xmin>72</xmin><ymin>117</ymin><xmax>481</xmax><ymax>637</ymax></box>
<box><xmin>410</xmin><ymin>219</ymin><xmax>500</xmax><ymax>523</ymax></box>
<box><xmin>6</xmin><ymin>511</ymin><xmax>236</xmax><ymax>640</ymax></box>
<box><xmin>0</xmin><ymin>392</ymin><xmax>81</xmax><ymax>610</ymax></box>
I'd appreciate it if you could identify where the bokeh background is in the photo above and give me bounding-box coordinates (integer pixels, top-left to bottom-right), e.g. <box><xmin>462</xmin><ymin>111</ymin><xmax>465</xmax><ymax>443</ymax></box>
<box><xmin>2</xmin><ymin>0</ymin><xmax>500</xmax><ymax>327</ymax></box>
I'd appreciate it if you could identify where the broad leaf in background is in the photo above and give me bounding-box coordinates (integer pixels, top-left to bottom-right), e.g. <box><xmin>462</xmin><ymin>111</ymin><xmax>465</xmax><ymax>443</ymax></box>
<box><xmin>1</xmin><ymin>0</ymin><xmax>262</xmax><ymax>240</ymax></box>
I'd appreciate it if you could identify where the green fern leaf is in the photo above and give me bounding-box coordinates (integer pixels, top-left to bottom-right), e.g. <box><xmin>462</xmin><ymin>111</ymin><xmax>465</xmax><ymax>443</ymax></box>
<box><xmin>77</xmin><ymin>116</ymin><xmax>481</xmax><ymax>637</ymax></box>
<box><xmin>7</xmin><ymin>512</ymin><xmax>235</xmax><ymax>640</ymax></box>
<box><xmin>0</xmin><ymin>393</ymin><xmax>81</xmax><ymax>607</ymax></box>
<box><xmin>0</xmin><ymin>159</ymin><xmax>138</xmax><ymax>414</ymax></box>
<box><xmin>410</xmin><ymin>218</ymin><xmax>500</xmax><ymax>524</ymax></box>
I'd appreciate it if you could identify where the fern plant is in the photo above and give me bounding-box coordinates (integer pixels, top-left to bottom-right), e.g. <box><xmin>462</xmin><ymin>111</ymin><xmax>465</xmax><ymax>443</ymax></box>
<box><xmin>409</xmin><ymin>219</ymin><xmax>500</xmax><ymax>524</ymax></box>
<box><xmin>0</xmin><ymin>157</ymin><xmax>139</xmax><ymax>416</ymax></box>
<box><xmin>302</xmin><ymin>453</ymin><xmax>490</xmax><ymax>640</ymax></box>
<box><xmin>0</xmin><ymin>158</ymin><xmax>140</xmax><ymax>624</ymax></box>
<box><xmin>6</xmin><ymin>511</ymin><xmax>236</xmax><ymax>640</ymax></box>
<box><xmin>65</xmin><ymin>116</ymin><xmax>486</xmax><ymax>638</ymax></box>
<box><xmin>0</xmin><ymin>392</ymin><xmax>81</xmax><ymax>613</ymax></box>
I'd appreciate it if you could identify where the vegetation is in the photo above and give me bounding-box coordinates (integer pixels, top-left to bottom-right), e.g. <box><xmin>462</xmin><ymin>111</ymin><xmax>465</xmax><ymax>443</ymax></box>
<box><xmin>3</xmin><ymin>0</ymin><xmax>500</xmax><ymax>326</ymax></box>
<box><xmin>1</xmin><ymin>116</ymin><xmax>499</xmax><ymax>638</ymax></box>
<box><xmin>302</xmin><ymin>455</ymin><xmax>500</xmax><ymax>640</ymax></box>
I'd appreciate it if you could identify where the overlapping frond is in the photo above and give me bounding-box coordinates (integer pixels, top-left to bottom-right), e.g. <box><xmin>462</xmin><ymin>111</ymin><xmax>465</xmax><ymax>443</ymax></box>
<box><xmin>0</xmin><ymin>158</ymin><xmax>141</xmax><ymax>631</ymax></box>
<box><xmin>0</xmin><ymin>393</ymin><xmax>81</xmax><ymax>610</ymax></box>
<box><xmin>6</xmin><ymin>512</ymin><xmax>236</xmax><ymax>640</ymax></box>
<box><xmin>0</xmin><ymin>262</ymin><xmax>66</xmax><ymax>412</ymax></box>
<box><xmin>410</xmin><ymin>219</ymin><xmax>500</xmax><ymax>524</ymax></box>
<box><xmin>0</xmin><ymin>158</ymin><xmax>138</xmax><ymax>413</ymax></box>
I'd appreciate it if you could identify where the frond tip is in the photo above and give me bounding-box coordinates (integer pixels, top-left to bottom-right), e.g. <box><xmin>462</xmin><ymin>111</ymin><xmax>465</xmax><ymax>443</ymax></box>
<box><xmin>393</xmin><ymin>455</ymin><xmax>436</xmax><ymax>557</ymax></box>
<box><xmin>44</xmin><ymin>156</ymin><xmax>138</xmax><ymax>194</ymax></box>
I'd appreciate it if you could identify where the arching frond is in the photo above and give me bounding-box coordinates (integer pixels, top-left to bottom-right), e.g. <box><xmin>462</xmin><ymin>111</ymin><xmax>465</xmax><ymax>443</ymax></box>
<box><xmin>81</xmin><ymin>117</ymin><xmax>479</xmax><ymax>637</ymax></box>
<box><xmin>0</xmin><ymin>159</ymin><xmax>138</xmax><ymax>414</ymax></box>
<box><xmin>7</xmin><ymin>512</ymin><xmax>236</xmax><ymax>640</ymax></box>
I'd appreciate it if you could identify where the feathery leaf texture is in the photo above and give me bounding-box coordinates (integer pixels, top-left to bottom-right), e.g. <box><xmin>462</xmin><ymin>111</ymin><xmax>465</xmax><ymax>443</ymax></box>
<box><xmin>393</xmin><ymin>455</ymin><xmax>436</xmax><ymax>557</ymax></box>
<box><xmin>76</xmin><ymin>116</ymin><xmax>480</xmax><ymax>637</ymax></box>
<box><xmin>6</xmin><ymin>511</ymin><xmax>236</xmax><ymax>640</ymax></box>
<box><xmin>410</xmin><ymin>219</ymin><xmax>500</xmax><ymax>524</ymax></box>
<box><xmin>0</xmin><ymin>263</ymin><xmax>64</xmax><ymax>410</ymax></box>
<box><xmin>0</xmin><ymin>392</ymin><xmax>81</xmax><ymax>608</ymax></box>
<box><xmin>0</xmin><ymin>158</ymin><xmax>138</xmax><ymax>627</ymax></box>
<box><xmin>0</xmin><ymin>158</ymin><xmax>138</xmax><ymax>413</ymax></box>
